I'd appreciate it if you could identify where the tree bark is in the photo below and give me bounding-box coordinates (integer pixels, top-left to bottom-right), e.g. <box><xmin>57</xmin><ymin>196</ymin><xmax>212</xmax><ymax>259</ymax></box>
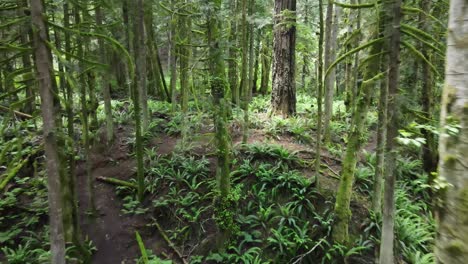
<box><xmin>323</xmin><ymin>1</ymin><xmax>338</xmax><ymax>143</ymax></box>
<box><xmin>229</xmin><ymin>0</ymin><xmax>240</xmax><ymax>105</ymax></box>
<box><xmin>96</xmin><ymin>4</ymin><xmax>114</xmax><ymax>143</ymax></box>
<box><xmin>31</xmin><ymin>0</ymin><xmax>66</xmax><ymax>262</ymax></box>
<box><xmin>133</xmin><ymin>0</ymin><xmax>146</xmax><ymax>201</ymax></box>
<box><xmin>271</xmin><ymin>0</ymin><xmax>297</xmax><ymax>117</ymax></box>
<box><xmin>315</xmin><ymin>0</ymin><xmax>324</xmax><ymax>188</ymax></box>
<box><xmin>435</xmin><ymin>0</ymin><xmax>468</xmax><ymax>262</ymax></box>
<box><xmin>420</xmin><ymin>0</ymin><xmax>438</xmax><ymax>176</ymax></box>
<box><xmin>379</xmin><ymin>0</ymin><xmax>402</xmax><ymax>263</ymax></box>
<box><xmin>208</xmin><ymin>0</ymin><xmax>231</xmax><ymax>197</ymax></box>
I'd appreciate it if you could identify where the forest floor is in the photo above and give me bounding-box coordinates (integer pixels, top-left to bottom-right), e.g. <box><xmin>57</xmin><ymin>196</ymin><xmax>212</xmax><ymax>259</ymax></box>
<box><xmin>75</xmin><ymin>110</ymin><xmax>375</xmax><ymax>263</ymax></box>
<box><xmin>0</xmin><ymin>96</ymin><xmax>437</xmax><ymax>264</ymax></box>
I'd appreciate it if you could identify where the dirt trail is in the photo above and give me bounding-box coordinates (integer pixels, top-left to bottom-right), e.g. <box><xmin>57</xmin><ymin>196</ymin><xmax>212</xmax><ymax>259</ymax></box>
<box><xmin>74</xmin><ymin>124</ymin><xmax>374</xmax><ymax>263</ymax></box>
<box><xmin>76</xmin><ymin>128</ymin><xmax>175</xmax><ymax>263</ymax></box>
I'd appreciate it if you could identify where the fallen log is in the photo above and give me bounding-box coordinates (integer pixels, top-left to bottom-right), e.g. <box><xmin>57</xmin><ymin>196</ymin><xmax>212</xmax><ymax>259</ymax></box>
<box><xmin>96</xmin><ymin>176</ymin><xmax>137</xmax><ymax>189</ymax></box>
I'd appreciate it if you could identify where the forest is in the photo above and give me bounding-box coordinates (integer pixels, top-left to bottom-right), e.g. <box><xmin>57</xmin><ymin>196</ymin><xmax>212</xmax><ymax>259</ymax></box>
<box><xmin>0</xmin><ymin>0</ymin><xmax>467</xmax><ymax>263</ymax></box>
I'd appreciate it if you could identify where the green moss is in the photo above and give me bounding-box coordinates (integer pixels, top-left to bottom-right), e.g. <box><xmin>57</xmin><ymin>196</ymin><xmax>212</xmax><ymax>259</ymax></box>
<box><xmin>445</xmin><ymin>240</ymin><xmax>467</xmax><ymax>256</ymax></box>
<box><xmin>443</xmin><ymin>154</ymin><xmax>458</xmax><ymax>168</ymax></box>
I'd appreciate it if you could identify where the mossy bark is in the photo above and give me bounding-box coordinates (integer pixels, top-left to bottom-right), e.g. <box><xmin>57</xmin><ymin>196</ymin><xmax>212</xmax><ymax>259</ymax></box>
<box><xmin>333</xmin><ymin>32</ymin><xmax>384</xmax><ymax>244</ymax></box>
<box><xmin>96</xmin><ymin>4</ymin><xmax>114</xmax><ymax>144</ymax></box>
<box><xmin>323</xmin><ymin>1</ymin><xmax>338</xmax><ymax>143</ymax></box>
<box><xmin>31</xmin><ymin>0</ymin><xmax>66</xmax><ymax>261</ymax></box>
<box><xmin>379</xmin><ymin>0</ymin><xmax>402</xmax><ymax>262</ymax></box>
<box><xmin>315</xmin><ymin>0</ymin><xmax>324</xmax><ymax>188</ymax></box>
<box><xmin>435</xmin><ymin>0</ymin><xmax>468</xmax><ymax>262</ymax></box>
<box><xmin>228</xmin><ymin>0</ymin><xmax>240</xmax><ymax>106</ymax></box>
<box><xmin>208</xmin><ymin>0</ymin><xmax>231</xmax><ymax>198</ymax></box>
<box><xmin>133</xmin><ymin>0</ymin><xmax>146</xmax><ymax>202</ymax></box>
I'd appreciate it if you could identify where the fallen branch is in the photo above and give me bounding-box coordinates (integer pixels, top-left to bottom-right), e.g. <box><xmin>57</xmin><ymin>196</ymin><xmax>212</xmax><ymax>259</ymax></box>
<box><xmin>96</xmin><ymin>176</ymin><xmax>137</xmax><ymax>189</ymax></box>
<box><xmin>294</xmin><ymin>149</ymin><xmax>342</xmax><ymax>163</ymax></box>
<box><xmin>153</xmin><ymin>220</ymin><xmax>188</xmax><ymax>264</ymax></box>
<box><xmin>290</xmin><ymin>238</ymin><xmax>326</xmax><ymax>264</ymax></box>
<box><xmin>0</xmin><ymin>156</ymin><xmax>30</xmax><ymax>192</ymax></box>
<box><xmin>0</xmin><ymin>105</ymin><xmax>33</xmax><ymax>119</ymax></box>
<box><xmin>321</xmin><ymin>163</ymin><xmax>340</xmax><ymax>179</ymax></box>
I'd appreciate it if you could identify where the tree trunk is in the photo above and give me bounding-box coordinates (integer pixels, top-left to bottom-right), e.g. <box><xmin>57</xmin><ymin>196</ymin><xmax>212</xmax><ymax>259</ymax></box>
<box><xmin>315</xmin><ymin>0</ymin><xmax>324</xmax><ymax>188</ymax></box>
<box><xmin>271</xmin><ymin>0</ymin><xmax>297</xmax><ymax>117</ymax></box>
<box><xmin>74</xmin><ymin>4</ymin><xmax>96</xmax><ymax>214</ymax></box>
<box><xmin>96</xmin><ymin>4</ymin><xmax>114</xmax><ymax>143</ymax></box>
<box><xmin>17</xmin><ymin>0</ymin><xmax>34</xmax><ymax>114</ymax></box>
<box><xmin>208</xmin><ymin>0</ymin><xmax>231</xmax><ymax>198</ymax></box>
<box><xmin>179</xmin><ymin>3</ymin><xmax>191</xmax><ymax>113</ymax></box>
<box><xmin>31</xmin><ymin>0</ymin><xmax>66</xmax><ymax>262</ymax></box>
<box><xmin>241</xmin><ymin>0</ymin><xmax>249</xmax><ymax>143</ymax></box>
<box><xmin>379</xmin><ymin>0</ymin><xmax>402</xmax><ymax>263</ymax></box>
<box><xmin>333</xmin><ymin>30</ymin><xmax>385</xmax><ymax>245</ymax></box>
<box><xmin>323</xmin><ymin>2</ymin><xmax>339</xmax><ymax>143</ymax></box>
<box><xmin>170</xmin><ymin>0</ymin><xmax>178</xmax><ymax>112</ymax></box>
<box><xmin>229</xmin><ymin>0</ymin><xmax>240</xmax><ymax>106</ymax></box>
<box><xmin>372</xmin><ymin>57</ymin><xmax>388</xmax><ymax>214</ymax></box>
<box><xmin>420</xmin><ymin>0</ymin><xmax>438</xmax><ymax>176</ymax></box>
<box><xmin>133</xmin><ymin>0</ymin><xmax>146</xmax><ymax>201</ymax></box>
<box><xmin>435</xmin><ymin>0</ymin><xmax>468</xmax><ymax>262</ymax></box>
<box><xmin>243</xmin><ymin>0</ymin><xmax>255</xmax><ymax>143</ymax></box>
<box><xmin>259</xmin><ymin>35</ymin><xmax>271</xmax><ymax>95</ymax></box>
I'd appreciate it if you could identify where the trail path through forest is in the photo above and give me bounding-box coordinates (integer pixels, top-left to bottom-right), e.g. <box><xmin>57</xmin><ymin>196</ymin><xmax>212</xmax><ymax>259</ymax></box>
<box><xmin>76</xmin><ymin>127</ymin><xmax>177</xmax><ymax>263</ymax></box>
<box><xmin>75</xmin><ymin>125</ymin><xmax>375</xmax><ymax>263</ymax></box>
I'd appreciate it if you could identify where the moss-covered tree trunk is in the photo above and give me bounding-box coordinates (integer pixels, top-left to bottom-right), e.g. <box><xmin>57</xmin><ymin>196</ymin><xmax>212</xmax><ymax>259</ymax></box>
<box><xmin>379</xmin><ymin>0</ymin><xmax>402</xmax><ymax>263</ymax></box>
<box><xmin>435</xmin><ymin>0</ymin><xmax>468</xmax><ymax>262</ymax></box>
<box><xmin>315</xmin><ymin>0</ymin><xmax>324</xmax><ymax>188</ymax></box>
<box><xmin>74</xmin><ymin>4</ymin><xmax>96</xmax><ymax>214</ymax></box>
<box><xmin>323</xmin><ymin>1</ymin><xmax>338</xmax><ymax>143</ymax></box>
<box><xmin>332</xmin><ymin>31</ymin><xmax>385</xmax><ymax>245</ymax></box>
<box><xmin>208</xmin><ymin>0</ymin><xmax>231</xmax><ymax>197</ymax></box>
<box><xmin>133</xmin><ymin>0</ymin><xmax>146</xmax><ymax>202</ymax></box>
<box><xmin>229</xmin><ymin>0</ymin><xmax>240</xmax><ymax>106</ymax></box>
<box><xmin>96</xmin><ymin>4</ymin><xmax>114</xmax><ymax>143</ymax></box>
<box><xmin>420</xmin><ymin>0</ymin><xmax>438</xmax><ymax>176</ymax></box>
<box><xmin>179</xmin><ymin>4</ymin><xmax>191</xmax><ymax>113</ymax></box>
<box><xmin>241</xmin><ymin>0</ymin><xmax>249</xmax><ymax>143</ymax></box>
<box><xmin>170</xmin><ymin>0</ymin><xmax>178</xmax><ymax>112</ymax></box>
<box><xmin>372</xmin><ymin>58</ymin><xmax>388</xmax><ymax>214</ymax></box>
<box><xmin>259</xmin><ymin>34</ymin><xmax>271</xmax><ymax>95</ymax></box>
<box><xmin>31</xmin><ymin>0</ymin><xmax>66</xmax><ymax>262</ymax></box>
<box><xmin>271</xmin><ymin>0</ymin><xmax>297</xmax><ymax>117</ymax></box>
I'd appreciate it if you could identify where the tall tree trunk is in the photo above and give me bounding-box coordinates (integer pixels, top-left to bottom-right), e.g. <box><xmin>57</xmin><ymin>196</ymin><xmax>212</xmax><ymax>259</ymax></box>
<box><xmin>252</xmin><ymin>32</ymin><xmax>260</xmax><ymax>94</ymax></box>
<box><xmin>229</xmin><ymin>0</ymin><xmax>240</xmax><ymax>105</ymax></box>
<box><xmin>420</xmin><ymin>0</ymin><xmax>438</xmax><ymax>176</ymax></box>
<box><xmin>61</xmin><ymin>2</ymin><xmax>81</xmax><ymax>251</ymax></box>
<box><xmin>74</xmin><ymin>4</ymin><xmax>96</xmax><ymax>214</ymax></box>
<box><xmin>179</xmin><ymin>2</ymin><xmax>191</xmax><ymax>113</ymax></box>
<box><xmin>17</xmin><ymin>0</ymin><xmax>34</xmax><ymax>114</ymax></box>
<box><xmin>31</xmin><ymin>0</ymin><xmax>66</xmax><ymax>262</ymax></box>
<box><xmin>333</xmin><ymin>29</ymin><xmax>385</xmax><ymax>245</ymax></box>
<box><xmin>435</xmin><ymin>0</ymin><xmax>468</xmax><ymax>262</ymax></box>
<box><xmin>133</xmin><ymin>0</ymin><xmax>146</xmax><ymax>201</ymax></box>
<box><xmin>323</xmin><ymin>2</ymin><xmax>339</xmax><ymax>143</ymax></box>
<box><xmin>372</xmin><ymin>57</ymin><xmax>388</xmax><ymax>214</ymax></box>
<box><xmin>301</xmin><ymin>0</ymin><xmax>309</xmax><ymax>91</ymax></box>
<box><xmin>315</xmin><ymin>0</ymin><xmax>324</xmax><ymax>188</ymax></box>
<box><xmin>96</xmin><ymin>4</ymin><xmax>114</xmax><ymax>143</ymax></box>
<box><xmin>241</xmin><ymin>0</ymin><xmax>249</xmax><ymax>143</ymax></box>
<box><xmin>271</xmin><ymin>0</ymin><xmax>297</xmax><ymax>117</ymax></box>
<box><xmin>259</xmin><ymin>35</ymin><xmax>271</xmax><ymax>95</ymax></box>
<box><xmin>243</xmin><ymin>0</ymin><xmax>255</xmax><ymax>143</ymax></box>
<box><xmin>170</xmin><ymin>0</ymin><xmax>178</xmax><ymax>112</ymax></box>
<box><xmin>379</xmin><ymin>0</ymin><xmax>402</xmax><ymax>262</ymax></box>
<box><xmin>208</xmin><ymin>0</ymin><xmax>231</xmax><ymax>198</ymax></box>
